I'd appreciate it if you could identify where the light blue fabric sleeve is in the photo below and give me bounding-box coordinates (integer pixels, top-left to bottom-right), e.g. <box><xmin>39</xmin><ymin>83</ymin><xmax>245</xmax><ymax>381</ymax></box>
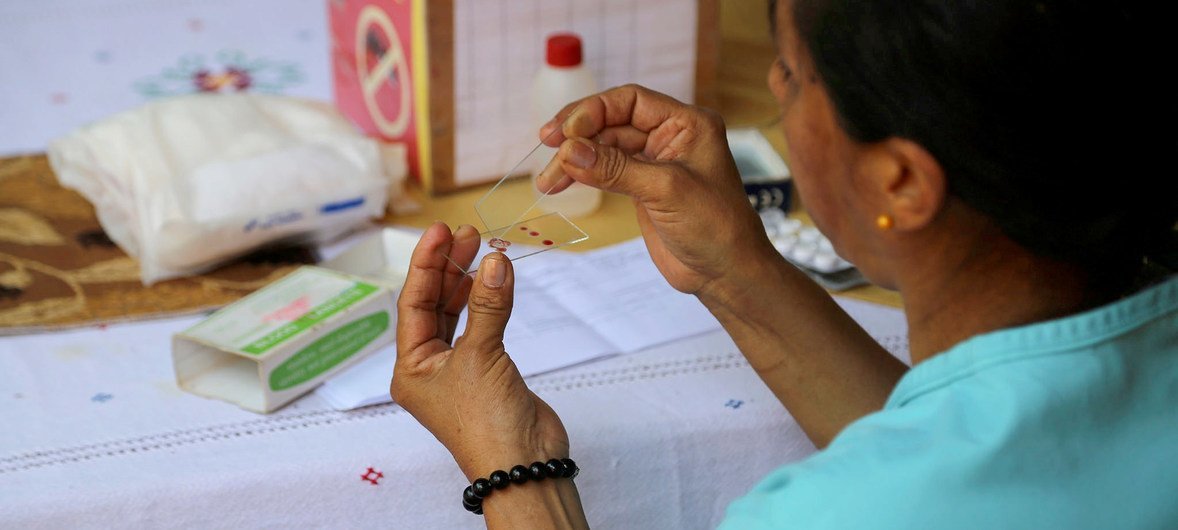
<box><xmin>719</xmin><ymin>277</ymin><xmax>1178</xmax><ymax>530</ymax></box>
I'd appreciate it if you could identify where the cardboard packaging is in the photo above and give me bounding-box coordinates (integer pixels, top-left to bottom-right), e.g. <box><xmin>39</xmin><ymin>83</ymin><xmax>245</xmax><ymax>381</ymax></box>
<box><xmin>329</xmin><ymin>0</ymin><xmax>430</xmax><ymax>186</ymax></box>
<box><xmin>172</xmin><ymin>228</ymin><xmax>422</xmax><ymax>413</ymax></box>
<box><xmin>173</xmin><ymin>266</ymin><xmax>395</xmax><ymax>413</ymax></box>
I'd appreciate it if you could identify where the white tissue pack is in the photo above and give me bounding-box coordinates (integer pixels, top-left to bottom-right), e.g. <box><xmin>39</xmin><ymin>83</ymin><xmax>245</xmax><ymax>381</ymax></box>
<box><xmin>48</xmin><ymin>93</ymin><xmax>405</xmax><ymax>285</ymax></box>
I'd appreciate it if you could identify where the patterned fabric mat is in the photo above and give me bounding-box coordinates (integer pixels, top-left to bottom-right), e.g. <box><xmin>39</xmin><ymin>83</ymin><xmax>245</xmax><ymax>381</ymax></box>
<box><xmin>0</xmin><ymin>155</ymin><xmax>315</xmax><ymax>335</ymax></box>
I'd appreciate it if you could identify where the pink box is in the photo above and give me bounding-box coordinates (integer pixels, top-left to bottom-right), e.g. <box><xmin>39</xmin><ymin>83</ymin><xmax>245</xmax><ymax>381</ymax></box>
<box><xmin>330</xmin><ymin>0</ymin><xmax>426</xmax><ymax>183</ymax></box>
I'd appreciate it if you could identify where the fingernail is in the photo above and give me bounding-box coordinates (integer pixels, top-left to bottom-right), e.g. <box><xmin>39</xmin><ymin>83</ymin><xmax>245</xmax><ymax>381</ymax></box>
<box><xmin>540</xmin><ymin>119</ymin><xmax>557</xmax><ymax>138</ymax></box>
<box><xmin>480</xmin><ymin>255</ymin><xmax>506</xmax><ymax>288</ymax></box>
<box><xmin>535</xmin><ymin>172</ymin><xmax>553</xmax><ymax>193</ymax></box>
<box><xmin>454</xmin><ymin>224</ymin><xmax>476</xmax><ymax>241</ymax></box>
<box><xmin>567</xmin><ymin>139</ymin><xmax>597</xmax><ymax>169</ymax></box>
<box><xmin>567</xmin><ymin>106</ymin><xmax>587</xmax><ymax>127</ymax></box>
<box><xmin>536</xmin><ymin>167</ymin><xmax>562</xmax><ymax>193</ymax></box>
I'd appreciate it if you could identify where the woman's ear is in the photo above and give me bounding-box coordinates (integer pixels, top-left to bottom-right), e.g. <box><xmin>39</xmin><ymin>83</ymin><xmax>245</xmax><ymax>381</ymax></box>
<box><xmin>859</xmin><ymin>138</ymin><xmax>947</xmax><ymax>231</ymax></box>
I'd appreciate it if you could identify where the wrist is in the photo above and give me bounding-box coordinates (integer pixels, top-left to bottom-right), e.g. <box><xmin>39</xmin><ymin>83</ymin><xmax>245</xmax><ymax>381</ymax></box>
<box><xmin>482</xmin><ymin>473</ymin><xmax>584</xmax><ymax>528</ymax></box>
<box><xmin>697</xmin><ymin>240</ymin><xmax>785</xmax><ymax>318</ymax></box>
<box><xmin>461</xmin><ymin>457</ymin><xmax>586</xmax><ymax>529</ymax></box>
<box><xmin>454</xmin><ymin>438</ymin><xmax>570</xmax><ymax>482</ymax></box>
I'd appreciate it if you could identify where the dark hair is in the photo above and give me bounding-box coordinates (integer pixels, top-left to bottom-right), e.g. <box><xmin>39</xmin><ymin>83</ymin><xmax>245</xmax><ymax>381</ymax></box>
<box><xmin>786</xmin><ymin>0</ymin><xmax>1177</xmax><ymax>281</ymax></box>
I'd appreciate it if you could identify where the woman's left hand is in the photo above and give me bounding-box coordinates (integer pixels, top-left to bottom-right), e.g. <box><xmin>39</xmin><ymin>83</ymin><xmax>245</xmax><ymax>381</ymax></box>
<box><xmin>391</xmin><ymin>222</ymin><xmax>571</xmax><ymax>481</ymax></box>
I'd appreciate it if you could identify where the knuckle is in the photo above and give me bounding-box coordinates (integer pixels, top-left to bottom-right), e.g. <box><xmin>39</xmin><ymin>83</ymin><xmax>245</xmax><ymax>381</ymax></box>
<box><xmin>467</xmin><ymin>289</ymin><xmax>510</xmax><ymax>315</ymax></box>
<box><xmin>697</xmin><ymin>107</ymin><xmax>727</xmax><ymax>134</ymax></box>
<box><xmin>396</xmin><ymin>283</ymin><xmax>430</xmax><ymax>312</ymax></box>
<box><xmin>395</xmin><ymin>293</ymin><xmax>413</xmax><ymax>313</ymax></box>
<box><xmin>388</xmin><ymin>380</ymin><xmax>406</xmax><ymax>403</ymax></box>
<box><xmin>649</xmin><ymin>166</ymin><xmax>681</xmax><ymax>197</ymax></box>
<box><xmin>599</xmin><ymin>149</ymin><xmax>630</xmax><ymax>187</ymax></box>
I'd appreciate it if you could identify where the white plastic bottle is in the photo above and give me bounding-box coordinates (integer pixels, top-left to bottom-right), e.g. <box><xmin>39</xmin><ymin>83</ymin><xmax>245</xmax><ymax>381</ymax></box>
<box><xmin>530</xmin><ymin>33</ymin><xmax>602</xmax><ymax>218</ymax></box>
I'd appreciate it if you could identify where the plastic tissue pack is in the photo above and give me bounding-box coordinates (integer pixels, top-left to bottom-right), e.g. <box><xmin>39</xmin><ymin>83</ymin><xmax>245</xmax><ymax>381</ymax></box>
<box><xmin>48</xmin><ymin>93</ymin><xmax>406</xmax><ymax>285</ymax></box>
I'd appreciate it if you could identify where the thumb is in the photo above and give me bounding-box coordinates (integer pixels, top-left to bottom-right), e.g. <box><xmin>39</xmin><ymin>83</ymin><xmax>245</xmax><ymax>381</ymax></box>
<box><xmin>557</xmin><ymin>137</ymin><xmax>673</xmax><ymax>201</ymax></box>
<box><xmin>459</xmin><ymin>252</ymin><xmax>514</xmax><ymax>353</ymax></box>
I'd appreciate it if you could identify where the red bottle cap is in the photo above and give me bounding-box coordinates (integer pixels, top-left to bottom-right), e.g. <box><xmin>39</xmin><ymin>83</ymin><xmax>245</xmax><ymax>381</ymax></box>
<box><xmin>546</xmin><ymin>33</ymin><xmax>583</xmax><ymax>67</ymax></box>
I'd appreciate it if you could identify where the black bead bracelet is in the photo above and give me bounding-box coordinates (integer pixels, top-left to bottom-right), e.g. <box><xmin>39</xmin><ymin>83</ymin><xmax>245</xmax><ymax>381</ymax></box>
<box><xmin>462</xmin><ymin>458</ymin><xmax>579</xmax><ymax>515</ymax></box>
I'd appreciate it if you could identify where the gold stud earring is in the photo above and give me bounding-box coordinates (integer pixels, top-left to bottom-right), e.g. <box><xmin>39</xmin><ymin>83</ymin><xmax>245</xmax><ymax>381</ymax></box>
<box><xmin>876</xmin><ymin>214</ymin><xmax>894</xmax><ymax>230</ymax></box>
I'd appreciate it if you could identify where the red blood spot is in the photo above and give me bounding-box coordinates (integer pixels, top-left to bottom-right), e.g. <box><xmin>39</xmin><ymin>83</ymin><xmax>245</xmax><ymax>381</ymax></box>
<box><xmin>529</xmin><ymin>231</ymin><xmax>540</xmax><ymax>237</ymax></box>
<box><xmin>488</xmin><ymin>237</ymin><xmax>512</xmax><ymax>252</ymax></box>
<box><xmin>542</xmin><ymin>240</ymin><xmax>554</xmax><ymax>246</ymax></box>
<box><xmin>50</xmin><ymin>93</ymin><xmax>68</xmax><ymax>105</ymax></box>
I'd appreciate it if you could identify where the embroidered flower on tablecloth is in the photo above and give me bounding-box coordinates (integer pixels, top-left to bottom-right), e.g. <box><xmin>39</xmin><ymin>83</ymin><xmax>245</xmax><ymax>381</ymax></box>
<box><xmin>134</xmin><ymin>50</ymin><xmax>303</xmax><ymax>98</ymax></box>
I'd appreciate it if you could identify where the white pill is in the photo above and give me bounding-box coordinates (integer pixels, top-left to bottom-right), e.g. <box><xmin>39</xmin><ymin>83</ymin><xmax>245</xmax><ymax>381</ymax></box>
<box><xmin>799</xmin><ymin>227</ymin><xmax>822</xmax><ymax>244</ymax></box>
<box><xmin>759</xmin><ymin>209</ymin><xmax>787</xmax><ymax>226</ymax></box>
<box><xmin>790</xmin><ymin>241</ymin><xmax>817</xmax><ymax>264</ymax></box>
<box><xmin>772</xmin><ymin>234</ymin><xmax>798</xmax><ymax>254</ymax></box>
<box><xmin>812</xmin><ymin>251</ymin><xmax>838</xmax><ymax>272</ymax></box>
<box><xmin>818</xmin><ymin>238</ymin><xmax>834</xmax><ymax>252</ymax></box>
<box><xmin>780</xmin><ymin>218</ymin><xmax>803</xmax><ymax>234</ymax></box>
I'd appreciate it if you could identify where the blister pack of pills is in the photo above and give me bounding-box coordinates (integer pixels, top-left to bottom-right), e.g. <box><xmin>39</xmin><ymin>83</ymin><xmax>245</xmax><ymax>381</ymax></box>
<box><xmin>759</xmin><ymin>209</ymin><xmax>868</xmax><ymax>291</ymax></box>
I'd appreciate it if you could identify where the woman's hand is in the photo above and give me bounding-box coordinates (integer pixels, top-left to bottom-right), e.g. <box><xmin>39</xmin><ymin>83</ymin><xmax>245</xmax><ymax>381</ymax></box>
<box><xmin>539</xmin><ymin>84</ymin><xmax>776</xmax><ymax>298</ymax></box>
<box><xmin>540</xmin><ymin>86</ymin><xmax>908</xmax><ymax>448</ymax></box>
<box><xmin>391</xmin><ymin>223</ymin><xmax>570</xmax><ymax>481</ymax></box>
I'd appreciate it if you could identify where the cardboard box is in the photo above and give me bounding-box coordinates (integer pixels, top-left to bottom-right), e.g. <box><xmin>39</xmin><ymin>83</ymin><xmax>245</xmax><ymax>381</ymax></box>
<box><xmin>329</xmin><ymin>0</ymin><xmax>430</xmax><ymax>184</ymax></box>
<box><xmin>173</xmin><ymin>266</ymin><xmax>396</xmax><ymax>413</ymax></box>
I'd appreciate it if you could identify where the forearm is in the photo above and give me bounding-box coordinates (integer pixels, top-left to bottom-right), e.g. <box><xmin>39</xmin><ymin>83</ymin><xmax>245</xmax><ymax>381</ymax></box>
<box><xmin>699</xmin><ymin>247</ymin><xmax>908</xmax><ymax>448</ymax></box>
<box><xmin>483</xmin><ymin>479</ymin><xmax>588</xmax><ymax>530</ymax></box>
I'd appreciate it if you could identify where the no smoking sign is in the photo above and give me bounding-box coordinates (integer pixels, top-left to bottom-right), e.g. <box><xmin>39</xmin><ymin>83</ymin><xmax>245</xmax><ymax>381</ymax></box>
<box><xmin>330</xmin><ymin>0</ymin><xmax>422</xmax><ymax>177</ymax></box>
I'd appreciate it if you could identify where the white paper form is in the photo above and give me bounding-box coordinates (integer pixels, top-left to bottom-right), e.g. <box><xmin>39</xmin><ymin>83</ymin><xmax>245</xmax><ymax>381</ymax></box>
<box><xmin>533</xmin><ymin>238</ymin><xmax>720</xmax><ymax>353</ymax></box>
<box><xmin>317</xmin><ymin>237</ymin><xmax>721</xmax><ymax>410</ymax></box>
<box><xmin>498</xmin><ymin>283</ymin><xmax>617</xmax><ymax>370</ymax></box>
<box><xmin>452</xmin><ymin>0</ymin><xmax>699</xmax><ymax>186</ymax></box>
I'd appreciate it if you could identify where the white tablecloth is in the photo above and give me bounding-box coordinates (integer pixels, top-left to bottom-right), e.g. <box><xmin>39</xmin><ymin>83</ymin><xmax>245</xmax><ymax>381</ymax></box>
<box><xmin>0</xmin><ymin>298</ymin><xmax>907</xmax><ymax>529</ymax></box>
<box><xmin>0</xmin><ymin>0</ymin><xmax>331</xmax><ymax>157</ymax></box>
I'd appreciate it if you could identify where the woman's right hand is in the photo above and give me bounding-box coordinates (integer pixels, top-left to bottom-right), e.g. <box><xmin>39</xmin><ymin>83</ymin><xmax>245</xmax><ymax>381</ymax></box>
<box><xmin>539</xmin><ymin>84</ymin><xmax>775</xmax><ymax>297</ymax></box>
<box><xmin>542</xmin><ymin>86</ymin><xmax>909</xmax><ymax>449</ymax></box>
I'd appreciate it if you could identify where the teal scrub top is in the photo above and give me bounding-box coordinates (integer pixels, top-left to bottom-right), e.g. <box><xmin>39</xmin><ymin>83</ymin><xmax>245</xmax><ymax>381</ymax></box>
<box><xmin>720</xmin><ymin>276</ymin><xmax>1178</xmax><ymax>530</ymax></box>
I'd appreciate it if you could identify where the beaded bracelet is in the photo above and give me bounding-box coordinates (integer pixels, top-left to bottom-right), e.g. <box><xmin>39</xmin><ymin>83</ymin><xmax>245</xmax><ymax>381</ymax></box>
<box><xmin>461</xmin><ymin>458</ymin><xmax>580</xmax><ymax>515</ymax></box>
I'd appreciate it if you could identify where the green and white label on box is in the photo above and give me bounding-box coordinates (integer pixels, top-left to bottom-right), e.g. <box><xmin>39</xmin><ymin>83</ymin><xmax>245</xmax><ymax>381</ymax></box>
<box><xmin>172</xmin><ymin>266</ymin><xmax>396</xmax><ymax>413</ymax></box>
